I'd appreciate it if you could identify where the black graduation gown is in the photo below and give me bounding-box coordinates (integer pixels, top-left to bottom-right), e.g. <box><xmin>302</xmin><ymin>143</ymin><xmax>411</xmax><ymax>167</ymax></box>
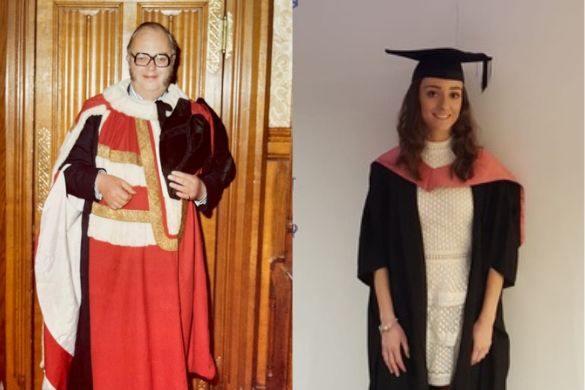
<box><xmin>358</xmin><ymin>162</ymin><xmax>521</xmax><ymax>390</ymax></box>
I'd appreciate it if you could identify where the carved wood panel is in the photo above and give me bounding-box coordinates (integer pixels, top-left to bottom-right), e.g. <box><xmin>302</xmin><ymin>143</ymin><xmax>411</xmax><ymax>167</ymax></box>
<box><xmin>257</xmin><ymin>127</ymin><xmax>293</xmax><ymax>390</ymax></box>
<box><xmin>5</xmin><ymin>0</ymin><xmax>37</xmax><ymax>388</ymax></box>
<box><xmin>36</xmin><ymin>3</ymin><xmax>124</xmax><ymax>214</ymax></box>
<box><xmin>0</xmin><ymin>0</ymin><xmax>7</xmax><ymax>387</ymax></box>
<box><xmin>139</xmin><ymin>4</ymin><xmax>206</xmax><ymax>99</ymax></box>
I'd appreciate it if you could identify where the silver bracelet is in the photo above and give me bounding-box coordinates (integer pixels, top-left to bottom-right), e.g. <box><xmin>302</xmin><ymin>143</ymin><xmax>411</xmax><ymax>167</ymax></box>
<box><xmin>378</xmin><ymin>318</ymin><xmax>399</xmax><ymax>334</ymax></box>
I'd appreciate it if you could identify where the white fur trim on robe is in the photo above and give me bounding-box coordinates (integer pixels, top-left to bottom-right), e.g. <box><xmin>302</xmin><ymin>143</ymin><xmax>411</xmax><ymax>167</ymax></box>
<box><xmin>42</xmin><ymin>377</ymin><xmax>58</xmax><ymax>390</ymax></box>
<box><xmin>35</xmin><ymin>168</ymin><xmax>84</xmax><ymax>355</ymax></box>
<box><xmin>88</xmin><ymin>215</ymin><xmax>157</xmax><ymax>247</ymax></box>
<box><xmin>95</xmin><ymin>156</ymin><xmax>147</xmax><ymax>187</ymax></box>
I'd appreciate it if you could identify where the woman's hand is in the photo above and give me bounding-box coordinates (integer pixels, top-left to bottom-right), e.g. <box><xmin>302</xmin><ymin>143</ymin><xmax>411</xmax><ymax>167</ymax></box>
<box><xmin>96</xmin><ymin>172</ymin><xmax>136</xmax><ymax>209</ymax></box>
<box><xmin>381</xmin><ymin>322</ymin><xmax>410</xmax><ymax>377</ymax></box>
<box><xmin>470</xmin><ymin>316</ymin><xmax>493</xmax><ymax>365</ymax></box>
<box><xmin>168</xmin><ymin>171</ymin><xmax>207</xmax><ymax>201</ymax></box>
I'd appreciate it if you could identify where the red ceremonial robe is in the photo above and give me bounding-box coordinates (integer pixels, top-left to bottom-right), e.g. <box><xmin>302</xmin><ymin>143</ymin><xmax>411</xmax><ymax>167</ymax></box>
<box><xmin>35</xmin><ymin>79</ymin><xmax>235</xmax><ymax>390</ymax></box>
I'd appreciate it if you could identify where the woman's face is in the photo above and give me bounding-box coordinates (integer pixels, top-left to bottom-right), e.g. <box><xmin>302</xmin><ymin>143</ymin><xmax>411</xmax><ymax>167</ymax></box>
<box><xmin>418</xmin><ymin>77</ymin><xmax>464</xmax><ymax>141</ymax></box>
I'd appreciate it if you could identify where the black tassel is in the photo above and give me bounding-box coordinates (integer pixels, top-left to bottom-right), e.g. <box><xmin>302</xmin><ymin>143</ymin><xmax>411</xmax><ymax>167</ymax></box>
<box><xmin>481</xmin><ymin>58</ymin><xmax>492</xmax><ymax>91</ymax></box>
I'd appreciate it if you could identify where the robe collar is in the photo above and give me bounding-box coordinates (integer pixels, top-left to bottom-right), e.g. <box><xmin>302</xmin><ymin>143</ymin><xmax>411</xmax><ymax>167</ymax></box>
<box><xmin>103</xmin><ymin>78</ymin><xmax>187</xmax><ymax>121</ymax></box>
<box><xmin>376</xmin><ymin>146</ymin><xmax>525</xmax><ymax>244</ymax></box>
<box><xmin>376</xmin><ymin>146</ymin><xmax>519</xmax><ymax>191</ymax></box>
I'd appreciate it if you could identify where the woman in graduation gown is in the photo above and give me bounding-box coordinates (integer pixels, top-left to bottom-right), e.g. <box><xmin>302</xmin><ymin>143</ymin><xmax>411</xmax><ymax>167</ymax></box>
<box><xmin>357</xmin><ymin>48</ymin><xmax>524</xmax><ymax>390</ymax></box>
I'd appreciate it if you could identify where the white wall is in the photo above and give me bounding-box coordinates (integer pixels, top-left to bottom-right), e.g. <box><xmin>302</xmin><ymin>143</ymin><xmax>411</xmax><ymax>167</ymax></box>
<box><xmin>293</xmin><ymin>1</ymin><xmax>583</xmax><ymax>389</ymax></box>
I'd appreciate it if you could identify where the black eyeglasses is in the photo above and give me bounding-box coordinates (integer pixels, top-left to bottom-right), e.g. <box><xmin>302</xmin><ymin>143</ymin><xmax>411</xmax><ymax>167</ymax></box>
<box><xmin>130</xmin><ymin>52</ymin><xmax>174</xmax><ymax>68</ymax></box>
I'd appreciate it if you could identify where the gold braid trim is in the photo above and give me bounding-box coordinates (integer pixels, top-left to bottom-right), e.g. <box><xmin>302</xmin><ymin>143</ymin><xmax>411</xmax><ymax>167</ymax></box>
<box><xmin>97</xmin><ymin>144</ymin><xmax>142</xmax><ymax>166</ymax></box>
<box><xmin>177</xmin><ymin>196</ymin><xmax>188</xmax><ymax>239</ymax></box>
<box><xmin>135</xmin><ymin>119</ymin><xmax>185</xmax><ymax>251</ymax></box>
<box><xmin>92</xmin><ymin>202</ymin><xmax>151</xmax><ymax>222</ymax></box>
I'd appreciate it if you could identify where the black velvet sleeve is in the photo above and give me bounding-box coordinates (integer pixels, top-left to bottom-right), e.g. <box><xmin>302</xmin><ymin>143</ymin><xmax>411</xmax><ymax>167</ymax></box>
<box><xmin>196</xmin><ymin>98</ymin><xmax>236</xmax><ymax>217</ymax></box>
<box><xmin>357</xmin><ymin>163</ymin><xmax>393</xmax><ymax>286</ymax></box>
<box><xmin>482</xmin><ymin>180</ymin><xmax>522</xmax><ymax>288</ymax></box>
<box><xmin>61</xmin><ymin>115</ymin><xmax>102</xmax><ymax>201</ymax></box>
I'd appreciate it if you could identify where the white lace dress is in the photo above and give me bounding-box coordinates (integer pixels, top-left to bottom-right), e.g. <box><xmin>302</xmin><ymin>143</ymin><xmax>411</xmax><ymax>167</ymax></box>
<box><xmin>417</xmin><ymin>139</ymin><xmax>473</xmax><ymax>386</ymax></box>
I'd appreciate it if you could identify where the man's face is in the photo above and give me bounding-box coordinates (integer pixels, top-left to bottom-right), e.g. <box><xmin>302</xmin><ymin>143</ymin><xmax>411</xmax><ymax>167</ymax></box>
<box><xmin>127</xmin><ymin>27</ymin><xmax>175</xmax><ymax>100</ymax></box>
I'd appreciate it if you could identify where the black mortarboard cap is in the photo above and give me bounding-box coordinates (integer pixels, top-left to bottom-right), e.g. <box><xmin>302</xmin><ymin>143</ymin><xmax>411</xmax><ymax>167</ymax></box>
<box><xmin>385</xmin><ymin>48</ymin><xmax>493</xmax><ymax>91</ymax></box>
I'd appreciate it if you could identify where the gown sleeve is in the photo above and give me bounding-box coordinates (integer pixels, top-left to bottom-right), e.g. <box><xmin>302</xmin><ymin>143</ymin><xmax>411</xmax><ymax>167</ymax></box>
<box><xmin>195</xmin><ymin>98</ymin><xmax>236</xmax><ymax>217</ymax></box>
<box><xmin>61</xmin><ymin>115</ymin><xmax>103</xmax><ymax>201</ymax></box>
<box><xmin>358</xmin><ymin>162</ymin><xmax>393</xmax><ymax>286</ymax></box>
<box><xmin>483</xmin><ymin>180</ymin><xmax>522</xmax><ymax>288</ymax></box>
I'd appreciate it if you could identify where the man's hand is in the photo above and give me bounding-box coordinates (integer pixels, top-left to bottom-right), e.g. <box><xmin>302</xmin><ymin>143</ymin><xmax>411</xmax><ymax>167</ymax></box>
<box><xmin>168</xmin><ymin>171</ymin><xmax>207</xmax><ymax>201</ymax></box>
<box><xmin>95</xmin><ymin>172</ymin><xmax>136</xmax><ymax>209</ymax></box>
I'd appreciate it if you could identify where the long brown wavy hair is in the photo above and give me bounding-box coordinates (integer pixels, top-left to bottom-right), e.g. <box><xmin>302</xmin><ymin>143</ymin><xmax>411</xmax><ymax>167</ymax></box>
<box><xmin>396</xmin><ymin>78</ymin><xmax>480</xmax><ymax>181</ymax></box>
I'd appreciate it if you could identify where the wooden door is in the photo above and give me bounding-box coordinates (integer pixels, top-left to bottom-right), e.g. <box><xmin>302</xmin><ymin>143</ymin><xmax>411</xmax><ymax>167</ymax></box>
<box><xmin>4</xmin><ymin>0</ymin><xmax>292</xmax><ymax>389</ymax></box>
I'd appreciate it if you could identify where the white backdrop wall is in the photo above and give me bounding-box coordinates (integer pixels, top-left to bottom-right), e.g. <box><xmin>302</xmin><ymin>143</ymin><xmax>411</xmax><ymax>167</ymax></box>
<box><xmin>293</xmin><ymin>1</ymin><xmax>583</xmax><ymax>389</ymax></box>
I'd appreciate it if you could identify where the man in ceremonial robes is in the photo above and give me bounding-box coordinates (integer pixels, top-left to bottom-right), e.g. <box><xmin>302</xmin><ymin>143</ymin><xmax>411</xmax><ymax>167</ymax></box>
<box><xmin>35</xmin><ymin>22</ymin><xmax>235</xmax><ymax>390</ymax></box>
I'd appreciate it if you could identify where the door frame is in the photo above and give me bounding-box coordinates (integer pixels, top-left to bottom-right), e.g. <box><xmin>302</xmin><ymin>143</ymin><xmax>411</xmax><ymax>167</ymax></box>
<box><xmin>4</xmin><ymin>0</ymin><xmax>36</xmax><ymax>388</ymax></box>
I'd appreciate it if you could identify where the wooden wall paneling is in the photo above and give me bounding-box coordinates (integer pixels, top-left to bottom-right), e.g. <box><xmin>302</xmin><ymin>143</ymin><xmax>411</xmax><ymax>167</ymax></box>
<box><xmin>0</xmin><ymin>0</ymin><xmax>7</xmax><ymax>386</ymax></box>
<box><xmin>132</xmin><ymin>0</ymin><xmax>226</xmax><ymax>113</ymax></box>
<box><xmin>212</xmin><ymin>0</ymin><xmax>271</xmax><ymax>388</ymax></box>
<box><xmin>5</xmin><ymin>0</ymin><xmax>36</xmax><ymax>388</ymax></box>
<box><xmin>138</xmin><ymin>2</ymin><xmax>206</xmax><ymax>101</ymax></box>
<box><xmin>256</xmin><ymin>0</ymin><xmax>293</xmax><ymax>386</ymax></box>
<box><xmin>256</xmin><ymin>127</ymin><xmax>292</xmax><ymax>390</ymax></box>
<box><xmin>36</xmin><ymin>2</ymin><xmax>124</xmax><ymax>202</ymax></box>
<box><xmin>266</xmin><ymin>247</ymin><xmax>292</xmax><ymax>390</ymax></box>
